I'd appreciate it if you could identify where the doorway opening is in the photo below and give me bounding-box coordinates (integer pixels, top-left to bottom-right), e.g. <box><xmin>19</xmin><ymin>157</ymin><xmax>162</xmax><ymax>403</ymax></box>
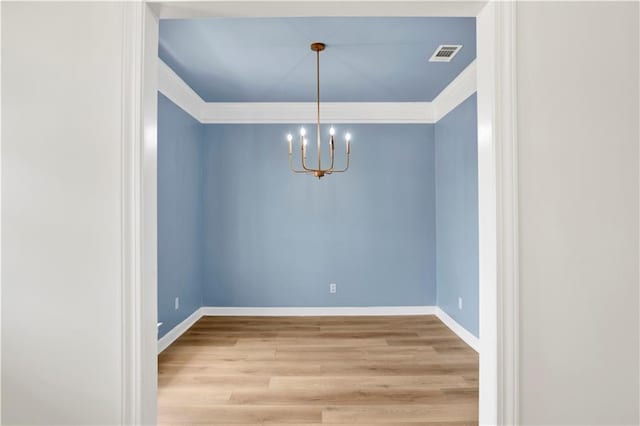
<box><xmin>128</xmin><ymin>2</ymin><xmax>518</xmax><ymax>425</ymax></box>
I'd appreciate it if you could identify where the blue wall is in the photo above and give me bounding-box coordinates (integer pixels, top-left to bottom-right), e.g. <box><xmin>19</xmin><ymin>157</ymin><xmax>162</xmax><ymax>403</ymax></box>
<box><xmin>202</xmin><ymin>124</ymin><xmax>437</xmax><ymax>307</ymax></box>
<box><xmin>157</xmin><ymin>95</ymin><xmax>479</xmax><ymax>337</ymax></box>
<box><xmin>157</xmin><ymin>93</ymin><xmax>204</xmax><ymax>338</ymax></box>
<box><xmin>435</xmin><ymin>93</ymin><xmax>479</xmax><ymax>337</ymax></box>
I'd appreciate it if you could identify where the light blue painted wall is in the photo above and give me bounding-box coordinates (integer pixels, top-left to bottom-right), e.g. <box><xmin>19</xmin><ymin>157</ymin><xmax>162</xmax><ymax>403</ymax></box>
<box><xmin>435</xmin><ymin>93</ymin><xmax>479</xmax><ymax>337</ymax></box>
<box><xmin>202</xmin><ymin>124</ymin><xmax>437</xmax><ymax>307</ymax></box>
<box><xmin>157</xmin><ymin>93</ymin><xmax>204</xmax><ymax>338</ymax></box>
<box><xmin>156</xmin><ymin>95</ymin><xmax>479</xmax><ymax>337</ymax></box>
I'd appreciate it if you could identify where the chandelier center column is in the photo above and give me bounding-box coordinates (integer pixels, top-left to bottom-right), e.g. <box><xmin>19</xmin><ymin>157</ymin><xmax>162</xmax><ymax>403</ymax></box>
<box><xmin>311</xmin><ymin>42</ymin><xmax>325</xmax><ymax>172</ymax></box>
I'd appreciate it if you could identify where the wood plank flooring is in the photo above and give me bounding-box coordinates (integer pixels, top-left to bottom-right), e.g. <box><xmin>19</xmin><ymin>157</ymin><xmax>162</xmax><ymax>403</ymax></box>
<box><xmin>158</xmin><ymin>315</ymin><xmax>478</xmax><ymax>425</ymax></box>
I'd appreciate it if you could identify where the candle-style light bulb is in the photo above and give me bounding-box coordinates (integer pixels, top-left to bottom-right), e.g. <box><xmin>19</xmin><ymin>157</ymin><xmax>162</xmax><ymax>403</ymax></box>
<box><xmin>300</xmin><ymin>127</ymin><xmax>306</xmax><ymax>137</ymax></box>
<box><xmin>287</xmin><ymin>134</ymin><xmax>293</xmax><ymax>154</ymax></box>
<box><xmin>345</xmin><ymin>133</ymin><xmax>351</xmax><ymax>154</ymax></box>
<box><xmin>329</xmin><ymin>127</ymin><xmax>335</xmax><ymax>150</ymax></box>
<box><xmin>287</xmin><ymin>134</ymin><xmax>293</xmax><ymax>142</ymax></box>
<box><xmin>345</xmin><ymin>132</ymin><xmax>351</xmax><ymax>142</ymax></box>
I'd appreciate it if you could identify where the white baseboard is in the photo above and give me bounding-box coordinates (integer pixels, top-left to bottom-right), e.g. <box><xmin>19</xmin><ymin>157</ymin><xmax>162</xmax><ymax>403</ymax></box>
<box><xmin>200</xmin><ymin>306</ymin><xmax>437</xmax><ymax>317</ymax></box>
<box><xmin>157</xmin><ymin>307</ymin><xmax>203</xmax><ymax>354</ymax></box>
<box><xmin>157</xmin><ymin>305</ymin><xmax>479</xmax><ymax>354</ymax></box>
<box><xmin>435</xmin><ymin>307</ymin><xmax>480</xmax><ymax>353</ymax></box>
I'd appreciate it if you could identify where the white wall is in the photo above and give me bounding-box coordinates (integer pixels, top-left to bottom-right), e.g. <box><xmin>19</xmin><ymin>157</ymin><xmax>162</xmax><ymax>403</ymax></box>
<box><xmin>2</xmin><ymin>3</ymin><xmax>127</xmax><ymax>424</ymax></box>
<box><xmin>517</xmin><ymin>2</ymin><xmax>639</xmax><ymax>424</ymax></box>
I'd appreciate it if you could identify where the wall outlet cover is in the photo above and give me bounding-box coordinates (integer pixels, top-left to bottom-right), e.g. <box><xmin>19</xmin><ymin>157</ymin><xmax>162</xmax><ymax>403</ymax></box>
<box><xmin>329</xmin><ymin>283</ymin><xmax>337</xmax><ymax>294</ymax></box>
<box><xmin>175</xmin><ymin>297</ymin><xmax>180</xmax><ymax>310</ymax></box>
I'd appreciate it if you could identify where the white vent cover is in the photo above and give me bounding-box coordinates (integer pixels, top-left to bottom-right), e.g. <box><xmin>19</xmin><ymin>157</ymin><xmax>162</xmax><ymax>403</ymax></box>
<box><xmin>429</xmin><ymin>45</ymin><xmax>462</xmax><ymax>62</ymax></box>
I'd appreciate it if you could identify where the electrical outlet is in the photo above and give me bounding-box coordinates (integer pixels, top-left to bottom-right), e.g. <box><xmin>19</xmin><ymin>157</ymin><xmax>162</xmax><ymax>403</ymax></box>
<box><xmin>175</xmin><ymin>297</ymin><xmax>180</xmax><ymax>310</ymax></box>
<box><xmin>458</xmin><ymin>297</ymin><xmax>463</xmax><ymax>310</ymax></box>
<box><xmin>329</xmin><ymin>283</ymin><xmax>337</xmax><ymax>294</ymax></box>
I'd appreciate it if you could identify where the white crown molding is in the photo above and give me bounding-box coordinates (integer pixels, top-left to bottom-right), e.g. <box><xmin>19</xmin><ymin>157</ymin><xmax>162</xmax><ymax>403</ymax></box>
<box><xmin>157</xmin><ymin>305</ymin><xmax>483</xmax><ymax>355</ymax></box>
<box><xmin>157</xmin><ymin>58</ymin><xmax>477</xmax><ymax>125</ymax></box>
<box><xmin>431</xmin><ymin>60</ymin><xmax>477</xmax><ymax>122</ymax></box>
<box><xmin>199</xmin><ymin>102</ymin><xmax>435</xmax><ymax>124</ymax></box>
<box><xmin>158</xmin><ymin>59</ymin><xmax>204</xmax><ymax>120</ymax></box>
<box><xmin>435</xmin><ymin>307</ymin><xmax>480</xmax><ymax>353</ymax></box>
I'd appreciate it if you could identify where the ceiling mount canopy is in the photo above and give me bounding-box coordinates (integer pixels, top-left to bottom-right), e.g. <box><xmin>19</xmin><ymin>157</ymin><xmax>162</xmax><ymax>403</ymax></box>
<box><xmin>310</xmin><ymin>42</ymin><xmax>325</xmax><ymax>52</ymax></box>
<box><xmin>287</xmin><ymin>42</ymin><xmax>351</xmax><ymax>179</ymax></box>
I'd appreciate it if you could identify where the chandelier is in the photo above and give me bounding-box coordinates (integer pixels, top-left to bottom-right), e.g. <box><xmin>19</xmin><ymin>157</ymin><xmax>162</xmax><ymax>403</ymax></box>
<box><xmin>287</xmin><ymin>42</ymin><xmax>351</xmax><ymax>179</ymax></box>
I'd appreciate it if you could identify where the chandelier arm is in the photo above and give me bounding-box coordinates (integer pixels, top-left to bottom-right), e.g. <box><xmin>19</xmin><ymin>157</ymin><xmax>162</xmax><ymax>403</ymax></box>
<box><xmin>300</xmin><ymin>149</ymin><xmax>314</xmax><ymax>171</ymax></box>
<box><xmin>289</xmin><ymin>154</ymin><xmax>308</xmax><ymax>173</ymax></box>
<box><xmin>329</xmin><ymin>153</ymin><xmax>350</xmax><ymax>173</ymax></box>
<box><xmin>326</xmin><ymin>135</ymin><xmax>335</xmax><ymax>172</ymax></box>
<box><xmin>300</xmin><ymin>135</ymin><xmax>314</xmax><ymax>171</ymax></box>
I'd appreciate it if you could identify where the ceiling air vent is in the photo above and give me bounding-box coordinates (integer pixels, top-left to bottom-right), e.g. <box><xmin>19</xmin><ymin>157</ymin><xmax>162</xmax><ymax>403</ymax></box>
<box><xmin>429</xmin><ymin>45</ymin><xmax>462</xmax><ymax>62</ymax></box>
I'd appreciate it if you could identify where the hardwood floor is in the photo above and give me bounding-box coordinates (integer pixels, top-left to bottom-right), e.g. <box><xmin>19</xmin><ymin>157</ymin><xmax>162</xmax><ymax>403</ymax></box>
<box><xmin>158</xmin><ymin>315</ymin><xmax>478</xmax><ymax>425</ymax></box>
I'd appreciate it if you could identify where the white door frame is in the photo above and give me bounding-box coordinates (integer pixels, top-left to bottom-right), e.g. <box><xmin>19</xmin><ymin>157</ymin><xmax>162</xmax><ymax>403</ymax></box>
<box><xmin>121</xmin><ymin>1</ymin><xmax>519</xmax><ymax>424</ymax></box>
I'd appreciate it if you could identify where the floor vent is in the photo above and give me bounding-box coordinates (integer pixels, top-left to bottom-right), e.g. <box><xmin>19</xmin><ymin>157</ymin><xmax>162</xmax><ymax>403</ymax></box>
<box><xmin>429</xmin><ymin>45</ymin><xmax>462</xmax><ymax>62</ymax></box>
